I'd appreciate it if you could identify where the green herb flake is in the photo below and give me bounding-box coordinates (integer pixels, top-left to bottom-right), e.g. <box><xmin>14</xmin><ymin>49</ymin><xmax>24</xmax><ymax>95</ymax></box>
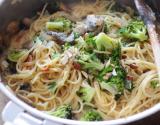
<box><xmin>51</xmin><ymin>53</ymin><xmax>60</xmax><ymax>59</ymax></box>
<box><xmin>48</xmin><ymin>82</ymin><xmax>57</xmax><ymax>93</ymax></box>
<box><xmin>150</xmin><ymin>81</ymin><xmax>159</xmax><ymax>89</ymax></box>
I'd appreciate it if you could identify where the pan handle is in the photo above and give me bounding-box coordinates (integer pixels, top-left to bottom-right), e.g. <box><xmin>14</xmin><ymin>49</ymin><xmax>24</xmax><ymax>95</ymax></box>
<box><xmin>2</xmin><ymin>101</ymin><xmax>62</xmax><ymax>125</ymax></box>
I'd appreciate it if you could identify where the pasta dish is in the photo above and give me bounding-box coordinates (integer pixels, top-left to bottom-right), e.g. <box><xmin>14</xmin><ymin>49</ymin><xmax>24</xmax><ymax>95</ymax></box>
<box><xmin>0</xmin><ymin>0</ymin><xmax>159</xmax><ymax>121</ymax></box>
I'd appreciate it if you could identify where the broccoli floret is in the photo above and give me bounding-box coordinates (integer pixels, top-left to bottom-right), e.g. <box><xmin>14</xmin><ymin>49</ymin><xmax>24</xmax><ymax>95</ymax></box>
<box><xmin>8</xmin><ymin>49</ymin><xmax>27</xmax><ymax>62</ymax></box>
<box><xmin>77</xmin><ymin>51</ymin><xmax>104</xmax><ymax>71</ymax></box>
<box><xmin>100</xmin><ymin>76</ymin><xmax>125</xmax><ymax>95</ymax></box>
<box><xmin>119</xmin><ymin>20</ymin><xmax>148</xmax><ymax>41</ymax></box>
<box><xmin>99</xmin><ymin>65</ymin><xmax>126</xmax><ymax>95</ymax></box>
<box><xmin>75</xmin><ymin>33</ymin><xmax>117</xmax><ymax>53</ymax></box>
<box><xmin>85</xmin><ymin>33</ymin><xmax>96</xmax><ymax>51</ymax></box>
<box><xmin>110</xmin><ymin>43</ymin><xmax>121</xmax><ymax>65</ymax></box>
<box><xmin>74</xmin><ymin>32</ymin><xmax>80</xmax><ymax>39</ymax></box>
<box><xmin>75</xmin><ymin>34</ymin><xmax>109</xmax><ymax>72</ymax></box>
<box><xmin>50</xmin><ymin>104</ymin><xmax>72</xmax><ymax>119</ymax></box>
<box><xmin>78</xmin><ymin>86</ymin><xmax>95</xmax><ymax>102</ymax></box>
<box><xmin>98</xmin><ymin>45</ymin><xmax>131</xmax><ymax>96</ymax></box>
<box><xmin>98</xmin><ymin>65</ymin><xmax>113</xmax><ymax>80</ymax></box>
<box><xmin>63</xmin><ymin>42</ymin><xmax>72</xmax><ymax>51</ymax></box>
<box><xmin>75</xmin><ymin>33</ymin><xmax>96</xmax><ymax>52</ymax></box>
<box><xmin>95</xmin><ymin>32</ymin><xmax>118</xmax><ymax>51</ymax></box>
<box><xmin>80</xmin><ymin>110</ymin><xmax>103</xmax><ymax>121</ymax></box>
<box><xmin>46</xmin><ymin>17</ymin><xmax>72</xmax><ymax>32</ymax></box>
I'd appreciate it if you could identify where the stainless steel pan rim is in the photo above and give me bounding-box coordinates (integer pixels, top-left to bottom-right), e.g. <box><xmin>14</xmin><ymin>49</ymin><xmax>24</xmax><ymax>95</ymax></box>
<box><xmin>1</xmin><ymin>82</ymin><xmax>160</xmax><ymax>125</ymax></box>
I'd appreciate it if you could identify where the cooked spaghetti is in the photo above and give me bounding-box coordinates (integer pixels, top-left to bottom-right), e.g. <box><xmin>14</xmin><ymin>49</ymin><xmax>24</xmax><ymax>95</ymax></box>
<box><xmin>1</xmin><ymin>0</ymin><xmax>159</xmax><ymax>121</ymax></box>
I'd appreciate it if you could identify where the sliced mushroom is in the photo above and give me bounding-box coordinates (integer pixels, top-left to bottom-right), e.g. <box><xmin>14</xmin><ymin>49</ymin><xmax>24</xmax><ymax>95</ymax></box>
<box><xmin>47</xmin><ymin>31</ymin><xmax>67</xmax><ymax>45</ymax></box>
<box><xmin>85</xmin><ymin>15</ymin><xmax>104</xmax><ymax>32</ymax></box>
<box><xmin>73</xmin><ymin>15</ymin><xmax>104</xmax><ymax>35</ymax></box>
<box><xmin>47</xmin><ymin>31</ymin><xmax>75</xmax><ymax>44</ymax></box>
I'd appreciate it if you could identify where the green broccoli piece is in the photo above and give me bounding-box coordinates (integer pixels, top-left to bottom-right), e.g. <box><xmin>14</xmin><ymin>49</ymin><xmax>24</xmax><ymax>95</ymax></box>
<box><xmin>50</xmin><ymin>104</ymin><xmax>72</xmax><ymax>119</ymax></box>
<box><xmin>99</xmin><ymin>65</ymin><xmax>126</xmax><ymax>95</ymax></box>
<box><xmin>80</xmin><ymin>110</ymin><xmax>103</xmax><ymax>121</ymax></box>
<box><xmin>150</xmin><ymin>81</ymin><xmax>159</xmax><ymax>89</ymax></box>
<box><xmin>100</xmin><ymin>76</ymin><xmax>125</xmax><ymax>95</ymax></box>
<box><xmin>48</xmin><ymin>82</ymin><xmax>57</xmax><ymax>93</ymax></box>
<box><xmin>63</xmin><ymin>42</ymin><xmax>72</xmax><ymax>51</ymax></box>
<box><xmin>95</xmin><ymin>32</ymin><xmax>118</xmax><ymax>51</ymax></box>
<box><xmin>98</xmin><ymin>44</ymin><xmax>130</xmax><ymax>96</ymax></box>
<box><xmin>75</xmin><ymin>33</ymin><xmax>96</xmax><ymax>52</ymax></box>
<box><xmin>119</xmin><ymin>20</ymin><xmax>148</xmax><ymax>41</ymax></box>
<box><xmin>85</xmin><ymin>33</ymin><xmax>96</xmax><ymax>51</ymax></box>
<box><xmin>98</xmin><ymin>65</ymin><xmax>113</xmax><ymax>80</ymax></box>
<box><xmin>75</xmin><ymin>32</ymin><xmax>118</xmax><ymax>54</ymax></box>
<box><xmin>77</xmin><ymin>52</ymin><xmax>104</xmax><ymax>71</ymax></box>
<box><xmin>46</xmin><ymin>17</ymin><xmax>72</xmax><ymax>32</ymax></box>
<box><xmin>74</xmin><ymin>32</ymin><xmax>80</xmax><ymax>39</ymax></box>
<box><xmin>8</xmin><ymin>49</ymin><xmax>27</xmax><ymax>62</ymax></box>
<box><xmin>78</xmin><ymin>86</ymin><xmax>95</xmax><ymax>102</ymax></box>
<box><xmin>110</xmin><ymin>43</ymin><xmax>121</xmax><ymax>65</ymax></box>
<box><xmin>76</xmin><ymin>32</ymin><xmax>117</xmax><ymax>53</ymax></box>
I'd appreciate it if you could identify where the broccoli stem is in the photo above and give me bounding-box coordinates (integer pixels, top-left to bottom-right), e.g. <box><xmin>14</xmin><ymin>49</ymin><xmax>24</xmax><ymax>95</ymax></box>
<box><xmin>78</xmin><ymin>60</ymin><xmax>103</xmax><ymax>71</ymax></box>
<box><xmin>46</xmin><ymin>22</ymin><xmax>64</xmax><ymax>31</ymax></box>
